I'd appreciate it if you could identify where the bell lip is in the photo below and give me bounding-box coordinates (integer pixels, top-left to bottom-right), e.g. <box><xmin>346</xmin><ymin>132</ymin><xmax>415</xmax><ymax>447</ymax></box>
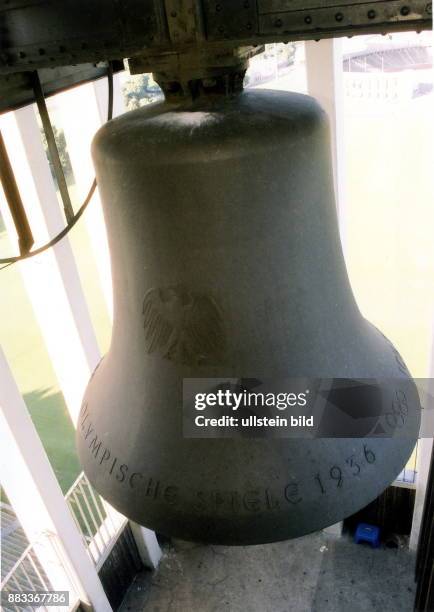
<box><xmin>79</xmin><ymin>433</ymin><xmax>418</xmax><ymax>547</ymax></box>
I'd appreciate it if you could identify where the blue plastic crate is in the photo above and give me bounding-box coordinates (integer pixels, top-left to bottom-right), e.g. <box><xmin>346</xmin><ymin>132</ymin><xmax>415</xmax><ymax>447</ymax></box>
<box><xmin>354</xmin><ymin>523</ymin><xmax>381</xmax><ymax>548</ymax></box>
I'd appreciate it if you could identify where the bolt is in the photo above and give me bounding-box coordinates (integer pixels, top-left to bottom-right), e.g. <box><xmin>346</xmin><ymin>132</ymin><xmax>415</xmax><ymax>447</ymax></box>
<box><xmin>244</xmin><ymin>0</ymin><xmax>250</xmax><ymax>7</ymax></box>
<box><xmin>215</xmin><ymin>3</ymin><xmax>222</xmax><ymax>11</ymax></box>
<box><xmin>274</xmin><ymin>18</ymin><xmax>283</xmax><ymax>27</ymax></box>
<box><xmin>218</xmin><ymin>25</ymin><xmax>224</xmax><ymax>33</ymax></box>
<box><xmin>368</xmin><ymin>9</ymin><xmax>376</xmax><ymax>19</ymax></box>
<box><xmin>426</xmin><ymin>2</ymin><xmax>432</xmax><ymax>14</ymax></box>
<box><xmin>304</xmin><ymin>15</ymin><xmax>312</xmax><ymax>24</ymax></box>
<box><xmin>171</xmin><ymin>10</ymin><xmax>177</xmax><ymax>18</ymax></box>
<box><xmin>400</xmin><ymin>5</ymin><xmax>410</xmax><ymax>15</ymax></box>
<box><xmin>335</xmin><ymin>12</ymin><xmax>344</xmax><ymax>22</ymax></box>
<box><xmin>246</xmin><ymin>22</ymin><xmax>252</xmax><ymax>29</ymax></box>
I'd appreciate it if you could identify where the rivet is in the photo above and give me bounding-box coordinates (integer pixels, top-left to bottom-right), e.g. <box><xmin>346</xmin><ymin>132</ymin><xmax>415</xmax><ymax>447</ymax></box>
<box><xmin>274</xmin><ymin>18</ymin><xmax>283</xmax><ymax>27</ymax></box>
<box><xmin>400</xmin><ymin>6</ymin><xmax>410</xmax><ymax>15</ymax></box>
<box><xmin>246</xmin><ymin>22</ymin><xmax>252</xmax><ymax>29</ymax></box>
<box><xmin>335</xmin><ymin>12</ymin><xmax>344</xmax><ymax>22</ymax></box>
<box><xmin>426</xmin><ymin>2</ymin><xmax>432</xmax><ymax>13</ymax></box>
<box><xmin>216</xmin><ymin>3</ymin><xmax>222</xmax><ymax>11</ymax></box>
<box><xmin>368</xmin><ymin>9</ymin><xmax>376</xmax><ymax>19</ymax></box>
<box><xmin>304</xmin><ymin>15</ymin><xmax>312</xmax><ymax>24</ymax></box>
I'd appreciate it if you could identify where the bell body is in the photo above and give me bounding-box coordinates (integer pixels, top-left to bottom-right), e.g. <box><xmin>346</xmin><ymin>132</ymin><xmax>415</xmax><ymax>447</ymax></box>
<box><xmin>77</xmin><ymin>90</ymin><xmax>419</xmax><ymax>544</ymax></box>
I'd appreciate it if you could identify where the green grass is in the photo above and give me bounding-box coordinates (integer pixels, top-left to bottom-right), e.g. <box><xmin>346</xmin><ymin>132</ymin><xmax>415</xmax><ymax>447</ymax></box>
<box><xmin>24</xmin><ymin>388</ymin><xmax>81</xmax><ymax>492</ymax></box>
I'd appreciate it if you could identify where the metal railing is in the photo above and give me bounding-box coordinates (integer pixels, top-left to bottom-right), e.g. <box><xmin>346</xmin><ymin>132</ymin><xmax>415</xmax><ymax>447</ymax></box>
<box><xmin>1</xmin><ymin>473</ymin><xmax>127</xmax><ymax>611</ymax></box>
<box><xmin>1</xmin><ymin>543</ymin><xmax>69</xmax><ymax>612</ymax></box>
<box><xmin>65</xmin><ymin>472</ymin><xmax>126</xmax><ymax>570</ymax></box>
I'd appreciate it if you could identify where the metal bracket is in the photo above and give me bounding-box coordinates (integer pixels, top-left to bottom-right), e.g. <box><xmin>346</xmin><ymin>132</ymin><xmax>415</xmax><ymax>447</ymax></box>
<box><xmin>129</xmin><ymin>45</ymin><xmax>263</xmax><ymax>98</ymax></box>
<box><xmin>164</xmin><ymin>0</ymin><xmax>206</xmax><ymax>44</ymax></box>
<box><xmin>32</xmin><ymin>71</ymin><xmax>75</xmax><ymax>223</ymax></box>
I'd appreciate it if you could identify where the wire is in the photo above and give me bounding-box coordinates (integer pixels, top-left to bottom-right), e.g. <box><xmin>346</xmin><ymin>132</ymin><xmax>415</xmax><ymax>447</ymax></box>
<box><xmin>0</xmin><ymin>62</ymin><xmax>114</xmax><ymax>271</ymax></box>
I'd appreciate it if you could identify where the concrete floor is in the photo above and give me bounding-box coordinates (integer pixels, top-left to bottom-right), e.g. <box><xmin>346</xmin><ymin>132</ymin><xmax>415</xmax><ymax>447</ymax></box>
<box><xmin>119</xmin><ymin>532</ymin><xmax>416</xmax><ymax>612</ymax></box>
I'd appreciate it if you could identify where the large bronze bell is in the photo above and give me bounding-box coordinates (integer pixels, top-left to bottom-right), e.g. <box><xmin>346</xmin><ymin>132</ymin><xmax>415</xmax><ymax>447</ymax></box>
<box><xmin>77</xmin><ymin>86</ymin><xmax>420</xmax><ymax>545</ymax></box>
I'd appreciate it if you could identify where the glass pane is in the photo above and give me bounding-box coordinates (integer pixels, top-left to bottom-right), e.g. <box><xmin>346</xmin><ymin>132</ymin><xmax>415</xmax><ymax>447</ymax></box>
<box><xmin>247</xmin><ymin>42</ymin><xmax>308</xmax><ymax>94</ymax></box>
<box><xmin>342</xmin><ymin>32</ymin><xmax>433</xmax><ymax>479</ymax></box>
<box><xmin>342</xmin><ymin>32</ymin><xmax>433</xmax><ymax>379</ymax></box>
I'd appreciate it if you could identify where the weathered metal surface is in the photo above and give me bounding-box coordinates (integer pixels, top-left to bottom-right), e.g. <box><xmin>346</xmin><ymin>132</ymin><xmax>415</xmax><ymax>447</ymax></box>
<box><xmin>0</xmin><ymin>62</ymin><xmax>123</xmax><ymax>114</ymax></box>
<box><xmin>1</xmin><ymin>0</ymin><xmax>430</xmax><ymax>75</ymax></box>
<box><xmin>77</xmin><ymin>89</ymin><xmax>420</xmax><ymax>544</ymax></box>
<box><xmin>0</xmin><ymin>1</ymin><xmax>431</xmax><ymax>110</ymax></box>
<box><xmin>0</xmin><ymin>1</ymin><xmax>429</xmax><ymax>73</ymax></box>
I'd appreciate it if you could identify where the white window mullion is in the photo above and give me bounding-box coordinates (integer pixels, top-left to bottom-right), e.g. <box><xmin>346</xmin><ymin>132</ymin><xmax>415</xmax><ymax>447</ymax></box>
<box><xmin>0</xmin><ymin>347</ymin><xmax>112</xmax><ymax>611</ymax></box>
<box><xmin>305</xmin><ymin>39</ymin><xmax>347</xmax><ymax>254</ymax></box>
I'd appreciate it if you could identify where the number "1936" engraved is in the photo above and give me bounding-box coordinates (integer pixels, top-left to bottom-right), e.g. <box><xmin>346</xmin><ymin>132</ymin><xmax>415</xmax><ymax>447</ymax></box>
<box><xmin>314</xmin><ymin>444</ymin><xmax>376</xmax><ymax>494</ymax></box>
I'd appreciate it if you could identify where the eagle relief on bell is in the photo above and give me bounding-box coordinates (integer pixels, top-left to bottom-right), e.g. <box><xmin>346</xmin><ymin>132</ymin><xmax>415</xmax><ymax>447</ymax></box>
<box><xmin>142</xmin><ymin>287</ymin><xmax>226</xmax><ymax>366</ymax></box>
<box><xmin>77</xmin><ymin>65</ymin><xmax>421</xmax><ymax>545</ymax></box>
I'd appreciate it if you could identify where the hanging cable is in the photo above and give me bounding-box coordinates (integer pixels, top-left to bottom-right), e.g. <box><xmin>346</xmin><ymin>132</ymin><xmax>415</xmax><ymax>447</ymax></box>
<box><xmin>0</xmin><ymin>62</ymin><xmax>114</xmax><ymax>271</ymax></box>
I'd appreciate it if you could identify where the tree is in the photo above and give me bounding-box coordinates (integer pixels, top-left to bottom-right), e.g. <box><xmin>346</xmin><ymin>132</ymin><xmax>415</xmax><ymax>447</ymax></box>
<box><xmin>39</xmin><ymin>125</ymin><xmax>73</xmax><ymax>183</ymax></box>
<box><xmin>122</xmin><ymin>74</ymin><xmax>163</xmax><ymax>111</ymax></box>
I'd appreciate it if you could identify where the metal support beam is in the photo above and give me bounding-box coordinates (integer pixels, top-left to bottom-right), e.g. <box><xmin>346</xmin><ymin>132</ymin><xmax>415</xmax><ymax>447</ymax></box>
<box><xmin>0</xmin><ymin>1</ymin><xmax>430</xmax><ymax>75</ymax></box>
